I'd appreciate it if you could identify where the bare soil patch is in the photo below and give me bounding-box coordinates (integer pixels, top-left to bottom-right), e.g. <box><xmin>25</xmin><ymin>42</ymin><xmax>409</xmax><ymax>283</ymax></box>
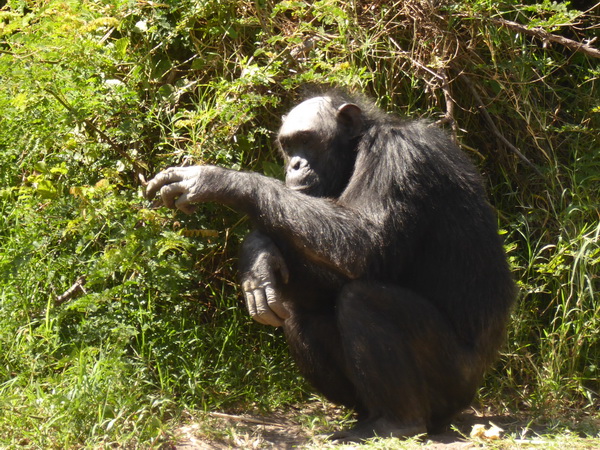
<box><xmin>171</xmin><ymin>406</ymin><xmax>547</xmax><ymax>449</ymax></box>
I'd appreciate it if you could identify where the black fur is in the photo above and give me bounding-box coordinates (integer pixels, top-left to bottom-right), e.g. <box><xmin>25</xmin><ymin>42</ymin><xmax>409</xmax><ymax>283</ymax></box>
<box><xmin>240</xmin><ymin>92</ymin><xmax>515</xmax><ymax>437</ymax></box>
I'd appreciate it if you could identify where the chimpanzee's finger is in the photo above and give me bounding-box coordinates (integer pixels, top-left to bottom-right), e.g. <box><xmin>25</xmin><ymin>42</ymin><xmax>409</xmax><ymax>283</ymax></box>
<box><xmin>146</xmin><ymin>168</ymin><xmax>184</xmax><ymax>200</ymax></box>
<box><xmin>243</xmin><ymin>281</ymin><xmax>276</xmax><ymax>326</ymax></box>
<box><xmin>174</xmin><ymin>191</ymin><xmax>198</xmax><ymax>215</ymax></box>
<box><xmin>253</xmin><ymin>288</ymin><xmax>284</xmax><ymax>327</ymax></box>
<box><xmin>159</xmin><ymin>183</ymin><xmax>187</xmax><ymax>209</ymax></box>
<box><xmin>243</xmin><ymin>290</ymin><xmax>268</xmax><ymax>326</ymax></box>
<box><xmin>265</xmin><ymin>284</ymin><xmax>290</xmax><ymax>320</ymax></box>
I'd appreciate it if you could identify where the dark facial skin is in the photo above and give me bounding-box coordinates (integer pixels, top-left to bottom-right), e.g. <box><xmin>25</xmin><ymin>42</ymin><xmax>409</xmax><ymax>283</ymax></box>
<box><xmin>279</xmin><ymin>97</ymin><xmax>337</xmax><ymax>195</ymax></box>
<box><xmin>278</xmin><ymin>96</ymin><xmax>362</xmax><ymax>198</ymax></box>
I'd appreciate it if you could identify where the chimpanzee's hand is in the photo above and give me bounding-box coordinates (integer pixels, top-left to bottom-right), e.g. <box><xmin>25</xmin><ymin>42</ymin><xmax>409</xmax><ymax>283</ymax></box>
<box><xmin>146</xmin><ymin>165</ymin><xmax>222</xmax><ymax>214</ymax></box>
<box><xmin>239</xmin><ymin>231</ymin><xmax>291</xmax><ymax>327</ymax></box>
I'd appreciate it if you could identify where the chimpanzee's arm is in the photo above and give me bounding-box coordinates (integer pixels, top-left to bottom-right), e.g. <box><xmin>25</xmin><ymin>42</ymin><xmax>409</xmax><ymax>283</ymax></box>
<box><xmin>146</xmin><ymin>166</ymin><xmax>384</xmax><ymax>279</ymax></box>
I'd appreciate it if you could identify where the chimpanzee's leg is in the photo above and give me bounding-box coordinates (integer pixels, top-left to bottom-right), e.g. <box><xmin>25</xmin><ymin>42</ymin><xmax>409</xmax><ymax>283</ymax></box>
<box><xmin>283</xmin><ymin>307</ymin><xmax>367</xmax><ymax>417</ymax></box>
<box><xmin>332</xmin><ymin>281</ymin><xmax>481</xmax><ymax>442</ymax></box>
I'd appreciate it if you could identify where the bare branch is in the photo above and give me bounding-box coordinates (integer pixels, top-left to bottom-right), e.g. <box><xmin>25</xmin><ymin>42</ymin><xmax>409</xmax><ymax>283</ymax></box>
<box><xmin>56</xmin><ymin>276</ymin><xmax>87</xmax><ymax>305</ymax></box>
<box><xmin>207</xmin><ymin>412</ymin><xmax>288</xmax><ymax>428</ymax></box>
<box><xmin>493</xmin><ymin>18</ymin><xmax>600</xmax><ymax>59</ymax></box>
<box><xmin>459</xmin><ymin>74</ymin><xmax>543</xmax><ymax>177</ymax></box>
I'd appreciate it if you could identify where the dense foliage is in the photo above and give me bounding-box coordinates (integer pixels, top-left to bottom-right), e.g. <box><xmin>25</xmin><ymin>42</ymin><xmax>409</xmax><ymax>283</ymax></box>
<box><xmin>0</xmin><ymin>0</ymin><xmax>598</xmax><ymax>446</ymax></box>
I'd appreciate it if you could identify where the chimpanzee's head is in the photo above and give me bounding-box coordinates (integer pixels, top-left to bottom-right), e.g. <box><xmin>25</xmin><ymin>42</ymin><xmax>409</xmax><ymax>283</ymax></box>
<box><xmin>277</xmin><ymin>96</ymin><xmax>363</xmax><ymax>198</ymax></box>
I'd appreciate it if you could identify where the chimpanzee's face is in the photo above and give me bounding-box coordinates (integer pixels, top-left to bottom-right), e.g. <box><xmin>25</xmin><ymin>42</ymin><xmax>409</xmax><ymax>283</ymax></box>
<box><xmin>277</xmin><ymin>97</ymin><xmax>361</xmax><ymax>198</ymax></box>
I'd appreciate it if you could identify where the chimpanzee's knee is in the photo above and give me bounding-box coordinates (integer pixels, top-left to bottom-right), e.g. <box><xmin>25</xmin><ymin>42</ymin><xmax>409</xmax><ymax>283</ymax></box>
<box><xmin>283</xmin><ymin>309</ymin><xmax>366</xmax><ymax>413</ymax></box>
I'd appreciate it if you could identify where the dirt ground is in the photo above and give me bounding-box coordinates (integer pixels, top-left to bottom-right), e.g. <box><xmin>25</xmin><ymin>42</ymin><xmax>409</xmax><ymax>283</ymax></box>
<box><xmin>171</xmin><ymin>404</ymin><xmax>597</xmax><ymax>449</ymax></box>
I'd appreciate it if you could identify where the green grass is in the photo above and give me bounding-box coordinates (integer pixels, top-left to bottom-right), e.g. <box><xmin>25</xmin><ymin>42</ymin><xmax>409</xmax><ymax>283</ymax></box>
<box><xmin>0</xmin><ymin>0</ymin><xmax>598</xmax><ymax>446</ymax></box>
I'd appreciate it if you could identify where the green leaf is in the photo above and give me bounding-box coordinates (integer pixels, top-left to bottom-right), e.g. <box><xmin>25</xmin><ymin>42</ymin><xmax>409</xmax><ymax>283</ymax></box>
<box><xmin>35</xmin><ymin>178</ymin><xmax>57</xmax><ymax>199</ymax></box>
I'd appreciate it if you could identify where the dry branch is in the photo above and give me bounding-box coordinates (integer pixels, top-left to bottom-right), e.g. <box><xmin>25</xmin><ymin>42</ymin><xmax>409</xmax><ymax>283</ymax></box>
<box><xmin>56</xmin><ymin>276</ymin><xmax>87</xmax><ymax>305</ymax></box>
<box><xmin>493</xmin><ymin>18</ymin><xmax>600</xmax><ymax>59</ymax></box>
<box><xmin>459</xmin><ymin>74</ymin><xmax>543</xmax><ymax>177</ymax></box>
<box><xmin>207</xmin><ymin>411</ymin><xmax>288</xmax><ymax>428</ymax></box>
<box><xmin>388</xmin><ymin>37</ymin><xmax>458</xmax><ymax>138</ymax></box>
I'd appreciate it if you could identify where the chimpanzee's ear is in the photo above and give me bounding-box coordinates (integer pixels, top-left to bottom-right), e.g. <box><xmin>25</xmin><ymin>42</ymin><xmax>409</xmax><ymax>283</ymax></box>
<box><xmin>337</xmin><ymin>103</ymin><xmax>363</xmax><ymax>134</ymax></box>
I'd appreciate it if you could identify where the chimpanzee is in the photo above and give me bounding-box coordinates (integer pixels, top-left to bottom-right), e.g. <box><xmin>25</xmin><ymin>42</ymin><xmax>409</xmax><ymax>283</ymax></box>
<box><xmin>146</xmin><ymin>92</ymin><xmax>515</xmax><ymax>442</ymax></box>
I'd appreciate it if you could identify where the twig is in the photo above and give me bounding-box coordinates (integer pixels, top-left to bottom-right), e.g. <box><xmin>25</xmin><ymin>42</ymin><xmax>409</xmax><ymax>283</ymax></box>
<box><xmin>388</xmin><ymin>38</ymin><xmax>458</xmax><ymax>138</ymax></box>
<box><xmin>437</xmin><ymin>68</ymin><xmax>458</xmax><ymax>140</ymax></box>
<box><xmin>459</xmin><ymin>74</ymin><xmax>543</xmax><ymax>177</ymax></box>
<box><xmin>56</xmin><ymin>276</ymin><xmax>87</xmax><ymax>305</ymax></box>
<box><xmin>44</xmin><ymin>88</ymin><xmax>147</xmax><ymax>173</ymax></box>
<box><xmin>207</xmin><ymin>411</ymin><xmax>288</xmax><ymax>428</ymax></box>
<box><xmin>493</xmin><ymin>18</ymin><xmax>600</xmax><ymax>59</ymax></box>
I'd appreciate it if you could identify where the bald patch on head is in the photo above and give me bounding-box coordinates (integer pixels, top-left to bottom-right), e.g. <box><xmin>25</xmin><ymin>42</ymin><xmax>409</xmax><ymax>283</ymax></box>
<box><xmin>279</xmin><ymin>96</ymin><xmax>336</xmax><ymax>138</ymax></box>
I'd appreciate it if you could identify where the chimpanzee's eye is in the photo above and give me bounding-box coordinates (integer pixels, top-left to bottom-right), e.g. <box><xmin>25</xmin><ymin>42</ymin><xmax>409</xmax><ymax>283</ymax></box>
<box><xmin>296</xmin><ymin>131</ymin><xmax>314</xmax><ymax>145</ymax></box>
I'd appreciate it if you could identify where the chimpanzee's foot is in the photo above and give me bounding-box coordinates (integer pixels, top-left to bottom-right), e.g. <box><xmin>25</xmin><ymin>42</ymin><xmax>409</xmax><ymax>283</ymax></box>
<box><xmin>328</xmin><ymin>417</ymin><xmax>426</xmax><ymax>443</ymax></box>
